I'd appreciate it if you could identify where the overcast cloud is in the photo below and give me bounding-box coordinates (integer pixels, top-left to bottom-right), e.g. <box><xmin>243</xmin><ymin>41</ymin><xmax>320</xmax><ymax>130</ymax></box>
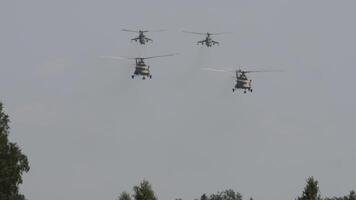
<box><xmin>1</xmin><ymin>1</ymin><xmax>356</xmax><ymax>200</ymax></box>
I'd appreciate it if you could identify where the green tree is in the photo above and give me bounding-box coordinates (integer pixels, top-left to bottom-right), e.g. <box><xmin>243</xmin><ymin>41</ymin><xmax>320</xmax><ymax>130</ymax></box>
<box><xmin>347</xmin><ymin>191</ymin><xmax>356</xmax><ymax>200</ymax></box>
<box><xmin>297</xmin><ymin>177</ymin><xmax>322</xmax><ymax>200</ymax></box>
<box><xmin>118</xmin><ymin>191</ymin><xmax>132</xmax><ymax>200</ymax></box>
<box><xmin>209</xmin><ymin>193</ymin><xmax>223</xmax><ymax>200</ymax></box>
<box><xmin>209</xmin><ymin>189</ymin><xmax>242</xmax><ymax>200</ymax></box>
<box><xmin>219</xmin><ymin>189</ymin><xmax>242</xmax><ymax>200</ymax></box>
<box><xmin>325</xmin><ymin>190</ymin><xmax>356</xmax><ymax>200</ymax></box>
<box><xmin>201</xmin><ymin>194</ymin><xmax>208</xmax><ymax>200</ymax></box>
<box><xmin>133</xmin><ymin>180</ymin><xmax>157</xmax><ymax>200</ymax></box>
<box><xmin>0</xmin><ymin>102</ymin><xmax>30</xmax><ymax>200</ymax></box>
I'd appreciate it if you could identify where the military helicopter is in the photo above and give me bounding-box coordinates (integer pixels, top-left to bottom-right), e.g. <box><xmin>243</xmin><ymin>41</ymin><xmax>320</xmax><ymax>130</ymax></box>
<box><xmin>101</xmin><ymin>54</ymin><xmax>175</xmax><ymax>80</ymax></box>
<box><xmin>122</xmin><ymin>29</ymin><xmax>165</xmax><ymax>45</ymax></box>
<box><xmin>182</xmin><ymin>31</ymin><xmax>229</xmax><ymax>47</ymax></box>
<box><xmin>202</xmin><ymin>66</ymin><xmax>282</xmax><ymax>93</ymax></box>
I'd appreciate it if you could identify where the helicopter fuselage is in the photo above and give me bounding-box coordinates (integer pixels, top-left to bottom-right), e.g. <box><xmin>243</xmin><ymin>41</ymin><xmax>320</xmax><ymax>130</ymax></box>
<box><xmin>139</xmin><ymin>33</ymin><xmax>146</xmax><ymax>44</ymax></box>
<box><xmin>132</xmin><ymin>61</ymin><xmax>151</xmax><ymax>79</ymax></box>
<box><xmin>131</xmin><ymin>32</ymin><xmax>152</xmax><ymax>45</ymax></box>
<box><xmin>235</xmin><ymin>78</ymin><xmax>251</xmax><ymax>89</ymax></box>
<box><xmin>198</xmin><ymin>35</ymin><xmax>218</xmax><ymax>47</ymax></box>
<box><xmin>233</xmin><ymin>73</ymin><xmax>253</xmax><ymax>93</ymax></box>
<box><xmin>204</xmin><ymin>35</ymin><xmax>211</xmax><ymax>44</ymax></box>
<box><xmin>206</xmin><ymin>37</ymin><xmax>213</xmax><ymax>47</ymax></box>
<box><xmin>134</xmin><ymin>65</ymin><xmax>150</xmax><ymax>76</ymax></box>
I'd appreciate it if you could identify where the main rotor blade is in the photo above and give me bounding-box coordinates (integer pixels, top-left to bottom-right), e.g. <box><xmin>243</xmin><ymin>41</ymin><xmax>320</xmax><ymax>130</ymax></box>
<box><xmin>147</xmin><ymin>29</ymin><xmax>166</xmax><ymax>32</ymax></box>
<box><xmin>201</xmin><ymin>68</ymin><xmax>233</xmax><ymax>73</ymax></box>
<box><xmin>122</xmin><ymin>29</ymin><xmax>165</xmax><ymax>33</ymax></box>
<box><xmin>210</xmin><ymin>32</ymin><xmax>232</xmax><ymax>35</ymax></box>
<box><xmin>100</xmin><ymin>56</ymin><xmax>136</xmax><ymax>60</ymax></box>
<box><xmin>121</xmin><ymin>29</ymin><xmax>140</xmax><ymax>33</ymax></box>
<box><xmin>182</xmin><ymin>30</ymin><xmax>206</xmax><ymax>35</ymax></box>
<box><xmin>243</xmin><ymin>69</ymin><xmax>284</xmax><ymax>73</ymax></box>
<box><xmin>143</xmin><ymin>53</ymin><xmax>177</xmax><ymax>60</ymax></box>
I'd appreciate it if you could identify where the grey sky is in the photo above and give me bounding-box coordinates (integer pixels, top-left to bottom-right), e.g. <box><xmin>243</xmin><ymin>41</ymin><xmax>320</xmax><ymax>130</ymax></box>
<box><xmin>1</xmin><ymin>0</ymin><xmax>356</xmax><ymax>200</ymax></box>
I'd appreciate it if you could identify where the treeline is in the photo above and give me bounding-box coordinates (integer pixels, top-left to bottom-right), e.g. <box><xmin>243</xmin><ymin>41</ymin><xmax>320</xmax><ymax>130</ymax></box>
<box><xmin>0</xmin><ymin>102</ymin><xmax>355</xmax><ymax>200</ymax></box>
<box><xmin>117</xmin><ymin>180</ymin><xmax>247</xmax><ymax>200</ymax></box>
<box><xmin>297</xmin><ymin>177</ymin><xmax>355</xmax><ymax>200</ymax></box>
<box><xmin>119</xmin><ymin>177</ymin><xmax>355</xmax><ymax>200</ymax></box>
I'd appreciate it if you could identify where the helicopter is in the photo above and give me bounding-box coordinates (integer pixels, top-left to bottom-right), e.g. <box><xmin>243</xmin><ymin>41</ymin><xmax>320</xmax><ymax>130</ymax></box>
<box><xmin>101</xmin><ymin>54</ymin><xmax>175</xmax><ymax>80</ymax></box>
<box><xmin>182</xmin><ymin>31</ymin><xmax>229</xmax><ymax>47</ymax></box>
<box><xmin>122</xmin><ymin>29</ymin><xmax>165</xmax><ymax>45</ymax></box>
<box><xmin>202</xmin><ymin>66</ymin><xmax>282</xmax><ymax>93</ymax></box>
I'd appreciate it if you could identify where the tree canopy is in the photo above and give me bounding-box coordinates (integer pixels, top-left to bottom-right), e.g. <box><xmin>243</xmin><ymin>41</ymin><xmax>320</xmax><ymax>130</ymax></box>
<box><xmin>324</xmin><ymin>191</ymin><xmax>356</xmax><ymax>200</ymax></box>
<box><xmin>297</xmin><ymin>177</ymin><xmax>322</xmax><ymax>200</ymax></box>
<box><xmin>118</xmin><ymin>191</ymin><xmax>132</xmax><ymax>200</ymax></box>
<box><xmin>209</xmin><ymin>189</ymin><xmax>242</xmax><ymax>200</ymax></box>
<box><xmin>116</xmin><ymin>177</ymin><xmax>356</xmax><ymax>200</ymax></box>
<box><xmin>0</xmin><ymin>102</ymin><xmax>30</xmax><ymax>200</ymax></box>
<box><xmin>133</xmin><ymin>180</ymin><xmax>158</xmax><ymax>200</ymax></box>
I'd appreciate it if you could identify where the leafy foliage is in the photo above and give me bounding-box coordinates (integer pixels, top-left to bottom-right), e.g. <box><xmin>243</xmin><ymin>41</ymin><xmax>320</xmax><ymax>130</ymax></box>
<box><xmin>324</xmin><ymin>191</ymin><xmax>356</xmax><ymax>200</ymax></box>
<box><xmin>295</xmin><ymin>177</ymin><xmax>356</xmax><ymax>200</ymax></box>
<box><xmin>133</xmin><ymin>180</ymin><xmax>158</xmax><ymax>200</ymax></box>
<box><xmin>209</xmin><ymin>189</ymin><xmax>242</xmax><ymax>200</ymax></box>
<box><xmin>200</xmin><ymin>194</ymin><xmax>208</xmax><ymax>200</ymax></box>
<box><xmin>297</xmin><ymin>177</ymin><xmax>322</xmax><ymax>200</ymax></box>
<box><xmin>348</xmin><ymin>191</ymin><xmax>356</xmax><ymax>200</ymax></box>
<box><xmin>0</xmin><ymin>102</ymin><xmax>30</xmax><ymax>200</ymax></box>
<box><xmin>116</xmin><ymin>178</ymin><xmax>356</xmax><ymax>200</ymax></box>
<box><xmin>197</xmin><ymin>189</ymin><xmax>243</xmax><ymax>200</ymax></box>
<box><xmin>118</xmin><ymin>191</ymin><xmax>132</xmax><ymax>200</ymax></box>
<box><xmin>220</xmin><ymin>189</ymin><xmax>243</xmax><ymax>200</ymax></box>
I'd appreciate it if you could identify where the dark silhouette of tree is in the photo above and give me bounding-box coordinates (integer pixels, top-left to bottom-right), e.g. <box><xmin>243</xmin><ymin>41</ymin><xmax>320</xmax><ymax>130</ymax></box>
<box><xmin>200</xmin><ymin>194</ymin><xmax>208</xmax><ymax>200</ymax></box>
<box><xmin>297</xmin><ymin>177</ymin><xmax>322</xmax><ymax>200</ymax></box>
<box><xmin>118</xmin><ymin>191</ymin><xmax>132</xmax><ymax>200</ymax></box>
<box><xmin>209</xmin><ymin>189</ymin><xmax>242</xmax><ymax>200</ymax></box>
<box><xmin>325</xmin><ymin>190</ymin><xmax>356</xmax><ymax>200</ymax></box>
<box><xmin>220</xmin><ymin>189</ymin><xmax>242</xmax><ymax>200</ymax></box>
<box><xmin>133</xmin><ymin>180</ymin><xmax>158</xmax><ymax>200</ymax></box>
<box><xmin>347</xmin><ymin>191</ymin><xmax>356</xmax><ymax>200</ymax></box>
<box><xmin>0</xmin><ymin>102</ymin><xmax>30</xmax><ymax>200</ymax></box>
